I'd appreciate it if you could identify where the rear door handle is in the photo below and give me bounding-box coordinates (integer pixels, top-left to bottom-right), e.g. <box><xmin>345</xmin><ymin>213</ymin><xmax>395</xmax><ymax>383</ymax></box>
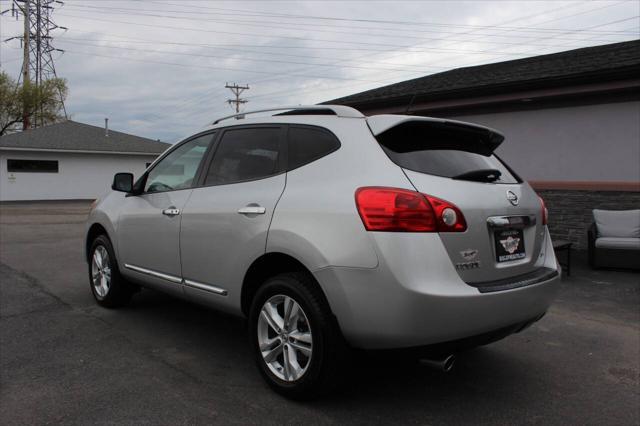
<box><xmin>238</xmin><ymin>205</ymin><xmax>266</xmax><ymax>215</ymax></box>
<box><xmin>162</xmin><ymin>207</ymin><xmax>181</xmax><ymax>217</ymax></box>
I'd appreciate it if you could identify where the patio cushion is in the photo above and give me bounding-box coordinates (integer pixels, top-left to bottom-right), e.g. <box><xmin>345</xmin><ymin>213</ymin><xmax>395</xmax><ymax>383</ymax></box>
<box><xmin>595</xmin><ymin>237</ymin><xmax>640</xmax><ymax>250</ymax></box>
<box><xmin>593</xmin><ymin>209</ymin><xmax>640</xmax><ymax>238</ymax></box>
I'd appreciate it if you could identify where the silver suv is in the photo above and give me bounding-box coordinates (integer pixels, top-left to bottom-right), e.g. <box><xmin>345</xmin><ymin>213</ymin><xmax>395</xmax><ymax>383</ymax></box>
<box><xmin>86</xmin><ymin>105</ymin><xmax>560</xmax><ymax>398</ymax></box>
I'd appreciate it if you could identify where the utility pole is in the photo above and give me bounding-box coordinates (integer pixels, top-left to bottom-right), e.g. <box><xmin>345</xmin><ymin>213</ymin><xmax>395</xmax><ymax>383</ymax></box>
<box><xmin>22</xmin><ymin>0</ymin><xmax>31</xmax><ymax>129</ymax></box>
<box><xmin>3</xmin><ymin>0</ymin><xmax>67</xmax><ymax>129</ymax></box>
<box><xmin>225</xmin><ymin>82</ymin><xmax>249</xmax><ymax>113</ymax></box>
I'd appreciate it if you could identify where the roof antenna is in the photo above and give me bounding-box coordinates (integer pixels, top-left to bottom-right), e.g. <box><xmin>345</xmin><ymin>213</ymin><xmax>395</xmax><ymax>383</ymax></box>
<box><xmin>104</xmin><ymin>118</ymin><xmax>109</xmax><ymax>137</ymax></box>
<box><xmin>405</xmin><ymin>93</ymin><xmax>417</xmax><ymax>115</ymax></box>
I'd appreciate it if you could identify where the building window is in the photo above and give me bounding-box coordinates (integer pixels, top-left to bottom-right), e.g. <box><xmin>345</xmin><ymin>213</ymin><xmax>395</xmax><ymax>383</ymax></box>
<box><xmin>7</xmin><ymin>159</ymin><xmax>59</xmax><ymax>173</ymax></box>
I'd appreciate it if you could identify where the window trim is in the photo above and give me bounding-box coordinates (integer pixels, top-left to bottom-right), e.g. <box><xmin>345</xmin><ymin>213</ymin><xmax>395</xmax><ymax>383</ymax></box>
<box><xmin>196</xmin><ymin>124</ymin><xmax>287</xmax><ymax>188</ymax></box>
<box><xmin>285</xmin><ymin>124</ymin><xmax>341</xmax><ymax>172</ymax></box>
<box><xmin>7</xmin><ymin>158</ymin><xmax>59</xmax><ymax>173</ymax></box>
<box><xmin>131</xmin><ymin>130</ymin><xmax>217</xmax><ymax>196</ymax></box>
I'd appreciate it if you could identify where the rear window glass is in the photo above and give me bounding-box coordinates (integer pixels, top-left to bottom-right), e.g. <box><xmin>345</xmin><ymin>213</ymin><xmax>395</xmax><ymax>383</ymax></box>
<box><xmin>377</xmin><ymin>121</ymin><xmax>520</xmax><ymax>184</ymax></box>
<box><xmin>287</xmin><ymin>126</ymin><xmax>340</xmax><ymax>170</ymax></box>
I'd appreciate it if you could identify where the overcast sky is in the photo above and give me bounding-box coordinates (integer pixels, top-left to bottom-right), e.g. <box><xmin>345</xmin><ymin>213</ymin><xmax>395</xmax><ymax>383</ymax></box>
<box><xmin>1</xmin><ymin>0</ymin><xmax>638</xmax><ymax>142</ymax></box>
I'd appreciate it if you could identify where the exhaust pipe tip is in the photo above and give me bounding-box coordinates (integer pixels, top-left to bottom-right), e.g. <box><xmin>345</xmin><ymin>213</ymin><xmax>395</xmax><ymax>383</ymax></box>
<box><xmin>420</xmin><ymin>354</ymin><xmax>456</xmax><ymax>372</ymax></box>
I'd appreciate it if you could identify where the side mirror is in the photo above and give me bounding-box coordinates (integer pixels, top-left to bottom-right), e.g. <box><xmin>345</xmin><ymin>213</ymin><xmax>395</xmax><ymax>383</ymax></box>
<box><xmin>112</xmin><ymin>172</ymin><xmax>134</xmax><ymax>193</ymax></box>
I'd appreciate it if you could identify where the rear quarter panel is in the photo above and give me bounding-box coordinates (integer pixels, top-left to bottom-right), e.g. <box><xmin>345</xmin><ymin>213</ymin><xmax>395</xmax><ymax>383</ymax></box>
<box><xmin>267</xmin><ymin>118</ymin><xmax>411</xmax><ymax>270</ymax></box>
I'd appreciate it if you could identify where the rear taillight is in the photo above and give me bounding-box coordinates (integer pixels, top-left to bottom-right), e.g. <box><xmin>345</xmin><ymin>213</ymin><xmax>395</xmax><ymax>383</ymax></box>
<box><xmin>539</xmin><ymin>196</ymin><xmax>548</xmax><ymax>225</ymax></box>
<box><xmin>426</xmin><ymin>193</ymin><xmax>467</xmax><ymax>232</ymax></box>
<box><xmin>355</xmin><ymin>187</ymin><xmax>466</xmax><ymax>232</ymax></box>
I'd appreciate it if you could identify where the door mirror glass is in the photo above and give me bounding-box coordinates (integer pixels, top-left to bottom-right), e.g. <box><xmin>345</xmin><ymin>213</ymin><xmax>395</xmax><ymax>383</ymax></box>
<box><xmin>112</xmin><ymin>172</ymin><xmax>134</xmax><ymax>193</ymax></box>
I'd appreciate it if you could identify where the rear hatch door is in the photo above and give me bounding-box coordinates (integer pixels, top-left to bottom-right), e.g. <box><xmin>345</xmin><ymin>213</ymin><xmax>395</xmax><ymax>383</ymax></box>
<box><xmin>368</xmin><ymin>115</ymin><xmax>546</xmax><ymax>283</ymax></box>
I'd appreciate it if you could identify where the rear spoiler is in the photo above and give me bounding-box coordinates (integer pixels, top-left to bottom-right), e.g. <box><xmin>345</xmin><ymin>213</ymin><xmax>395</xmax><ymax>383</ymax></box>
<box><xmin>367</xmin><ymin>115</ymin><xmax>505</xmax><ymax>155</ymax></box>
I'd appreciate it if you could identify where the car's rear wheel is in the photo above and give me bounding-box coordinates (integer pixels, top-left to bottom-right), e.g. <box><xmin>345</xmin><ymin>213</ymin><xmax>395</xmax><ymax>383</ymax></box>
<box><xmin>89</xmin><ymin>235</ymin><xmax>133</xmax><ymax>308</ymax></box>
<box><xmin>249</xmin><ymin>272</ymin><xmax>345</xmax><ymax>400</ymax></box>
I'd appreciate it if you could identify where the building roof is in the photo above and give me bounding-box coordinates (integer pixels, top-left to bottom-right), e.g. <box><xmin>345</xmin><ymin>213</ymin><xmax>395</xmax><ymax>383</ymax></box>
<box><xmin>0</xmin><ymin>120</ymin><xmax>170</xmax><ymax>155</ymax></box>
<box><xmin>327</xmin><ymin>40</ymin><xmax>640</xmax><ymax>109</ymax></box>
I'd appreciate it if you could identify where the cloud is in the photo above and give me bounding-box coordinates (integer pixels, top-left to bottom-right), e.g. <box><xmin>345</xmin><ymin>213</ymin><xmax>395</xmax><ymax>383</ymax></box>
<box><xmin>0</xmin><ymin>0</ymin><xmax>637</xmax><ymax>142</ymax></box>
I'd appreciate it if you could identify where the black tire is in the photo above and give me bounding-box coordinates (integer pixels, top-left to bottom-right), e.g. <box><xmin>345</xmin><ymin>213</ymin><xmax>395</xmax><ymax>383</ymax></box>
<box><xmin>248</xmin><ymin>272</ymin><xmax>346</xmax><ymax>400</ymax></box>
<box><xmin>88</xmin><ymin>234</ymin><xmax>133</xmax><ymax>308</ymax></box>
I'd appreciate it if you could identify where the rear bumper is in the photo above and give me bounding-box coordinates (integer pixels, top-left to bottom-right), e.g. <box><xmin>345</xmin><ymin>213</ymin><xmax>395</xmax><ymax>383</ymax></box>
<box><xmin>314</xmin><ymin>230</ymin><xmax>560</xmax><ymax>350</ymax></box>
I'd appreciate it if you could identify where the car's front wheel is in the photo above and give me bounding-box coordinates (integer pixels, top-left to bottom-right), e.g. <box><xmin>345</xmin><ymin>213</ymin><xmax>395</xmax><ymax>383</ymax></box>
<box><xmin>88</xmin><ymin>235</ymin><xmax>133</xmax><ymax>308</ymax></box>
<box><xmin>249</xmin><ymin>272</ymin><xmax>345</xmax><ymax>399</ymax></box>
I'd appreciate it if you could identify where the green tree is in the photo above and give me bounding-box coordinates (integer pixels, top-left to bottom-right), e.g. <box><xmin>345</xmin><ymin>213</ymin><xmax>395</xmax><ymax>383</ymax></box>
<box><xmin>0</xmin><ymin>71</ymin><xmax>68</xmax><ymax>136</ymax></box>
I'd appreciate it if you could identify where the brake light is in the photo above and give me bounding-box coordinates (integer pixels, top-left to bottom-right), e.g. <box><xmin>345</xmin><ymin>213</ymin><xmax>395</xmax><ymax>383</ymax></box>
<box><xmin>355</xmin><ymin>187</ymin><xmax>466</xmax><ymax>232</ymax></box>
<box><xmin>539</xmin><ymin>196</ymin><xmax>548</xmax><ymax>225</ymax></box>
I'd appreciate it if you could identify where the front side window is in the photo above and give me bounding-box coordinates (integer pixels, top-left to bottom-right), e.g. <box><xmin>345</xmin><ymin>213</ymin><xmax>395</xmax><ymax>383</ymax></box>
<box><xmin>7</xmin><ymin>159</ymin><xmax>58</xmax><ymax>173</ymax></box>
<box><xmin>144</xmin><ymin>133</ymin><xmax>213</xmax><ymax>193</ymax></box>
<box><xmin>204</xmin><ymin>127</ymin><xmax>281</xmax><ymax>186</ymax></box>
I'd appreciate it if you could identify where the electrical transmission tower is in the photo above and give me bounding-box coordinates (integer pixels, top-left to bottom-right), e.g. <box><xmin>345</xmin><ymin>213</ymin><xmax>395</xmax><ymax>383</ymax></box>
<box><xmin>225</xmin><ymin>83</ymin><xmax>249</xmax><ymax>113</ymax></box>
<box><xmin>2</xmin><ymin>0</ymin><xmax>67</xmax><ymax>129</ymax></box>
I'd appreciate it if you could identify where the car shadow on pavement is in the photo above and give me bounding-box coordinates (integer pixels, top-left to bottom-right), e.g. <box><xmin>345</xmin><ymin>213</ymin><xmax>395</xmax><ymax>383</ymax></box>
<box><xmin>122</xmin><ymin>287</ymin><xmax>539</xmax><ymax>408</ymax></box>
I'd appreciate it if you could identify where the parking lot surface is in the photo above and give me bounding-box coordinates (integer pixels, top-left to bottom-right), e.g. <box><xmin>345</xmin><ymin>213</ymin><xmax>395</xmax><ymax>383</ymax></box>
<box><xmin>1</xmin><ymin>201</ymin><xmax>638</xmax><ymax>425</ymax></box>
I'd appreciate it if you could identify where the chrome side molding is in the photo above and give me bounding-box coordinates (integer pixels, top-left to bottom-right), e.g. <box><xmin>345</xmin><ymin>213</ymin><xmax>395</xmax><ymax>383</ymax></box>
<box><xmin>124</xmin><ymin>264</ymin><xmax>228</xmax><ymax>296</ymax></box>
<box><xmin>124</xmin><ymin>263</ymin><xmax>182</xmax><ymax>284</ymax></box>
<box><xmin>184</xmin><ymin>279</ymin><xmax>228</xmax><ymax>296</ymax></box>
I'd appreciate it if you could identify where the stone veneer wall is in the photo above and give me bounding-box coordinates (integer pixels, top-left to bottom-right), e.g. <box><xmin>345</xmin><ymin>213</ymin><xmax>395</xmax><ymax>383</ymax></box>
<box><xmin>537</xmin><ymin>189</ymin><xmax>640</xmax><ymax>250</ymax></box>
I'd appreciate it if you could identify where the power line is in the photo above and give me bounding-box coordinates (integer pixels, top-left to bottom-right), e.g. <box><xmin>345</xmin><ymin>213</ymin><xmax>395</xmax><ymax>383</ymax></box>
<box><xmin>149</xmin><ymin>0</ymin><xmax>638</xmax><ymax>34</ymax></box>
<box><xmin>411</xmin><ymin>0</ymin><xmax>635</xmax><ymax>69</ymax></box>
<box><xmin>49</xmin><ymin>0</ymin><xmax>636</xmax><ymax>93</ymax></box>
<box><xmin>248</xmin><ymin>21</ymin><xmax>640</xmax><ymax>106</ymax></box>
<box><xmin>53</xmin><ymin>10</ymin><xmax>637</xmax><ymax>52</ymax></box>
<box><xmin>224</xmin><ymin>16</ymin><xmax>639</xmax><ymax>112</ymax></box>
<box><xmin>23</xmin><ymin>0</ymin><xmax>636</xmax><ymax>131</ymax></box>
<box><xmin>56</xmin><ymin>39</ymin><xmax>476</xmax><ymax>74</ymax></box>
<box><xmin>45</xmin><ymin>1</ymin><xmax>636</xmax><ymax>111</ymax></box>
<box><xmin>132</xmin><ymin>2</ymin><xmax>639</xmax><ymax>124</ymax></box>
<box><xmin>61</xmin><ymin>2</ymin><xmax>638</xmax><ymax>40</ymax></box>
<box><xmin>60</xmin><ymin>49</ymin><xmax>386</xmax><ymax>83</ymax></box>
<box><xmin>236</xmin><ymin>5</ymin><xmax>639</xmax><ymax>105</ymax></box>
<box><xmin>56</xmin><ymin>34</ymin><xmax>454</xmax><ymax>68</ymax></box>
<box><xmin>145</xmin><ymin>3</ymin><xmax>599</xmax><ymax>124</ymax></box>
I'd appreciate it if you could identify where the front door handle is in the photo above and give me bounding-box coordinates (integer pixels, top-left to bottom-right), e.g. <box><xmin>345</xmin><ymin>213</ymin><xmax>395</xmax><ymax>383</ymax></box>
<box><xmin>162</xmin><ymin>207</ymin><xmax>181</xmax><ymax>217</ymax></box>
<box><xmin>238</xmin><ymin>205</ymin><xmax>266</xmax><ymax>215</ymax></box>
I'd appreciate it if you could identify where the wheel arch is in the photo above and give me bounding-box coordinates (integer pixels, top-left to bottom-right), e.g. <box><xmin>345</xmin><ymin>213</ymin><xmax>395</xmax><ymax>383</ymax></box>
<box><xmin>86</xmin><ymin>223</ymin><xmax>110</xmax><ymax>262</ymax></box>
<box><xmin>241</xmin><ymin>252</ymin><xmax>332</xmax><ymax>318</ymax></box>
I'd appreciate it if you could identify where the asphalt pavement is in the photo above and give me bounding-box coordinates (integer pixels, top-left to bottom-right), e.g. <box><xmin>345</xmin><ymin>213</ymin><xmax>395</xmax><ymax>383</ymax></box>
<box><xmin>0</xmin><ymin>201</ymin><xmax>638</xmax><ymax>425</ymax></box>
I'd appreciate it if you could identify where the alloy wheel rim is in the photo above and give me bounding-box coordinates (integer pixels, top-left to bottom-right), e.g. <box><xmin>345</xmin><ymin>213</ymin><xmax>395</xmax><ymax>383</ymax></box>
<box><xmin>91</xmin><ymin>245</ymin><xmax>111</xmax><ymax>298</ymax></box>
<box><xmin>257</xmin><ymin>294</ymin><xmax>313</xmax><ymax>382</ymax></box>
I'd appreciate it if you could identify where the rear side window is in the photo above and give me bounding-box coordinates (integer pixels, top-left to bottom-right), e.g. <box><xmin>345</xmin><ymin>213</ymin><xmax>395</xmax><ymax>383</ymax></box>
<box><xmin>287</xmin><ymin>126</ymin><xmax>340</xmax><ymax>170</ymax></box>
<box><xmin>377</xmin><ymin>121</ymin><xmax>520</xmax><ymax>184</ymax></box>
<box><xmin>205</xmin><ymin>128</ymin><xmax>281</xmax><ymax>185</ymax></box>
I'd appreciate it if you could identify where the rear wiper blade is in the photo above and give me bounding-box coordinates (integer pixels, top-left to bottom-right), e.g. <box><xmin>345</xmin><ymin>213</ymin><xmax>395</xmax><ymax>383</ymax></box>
<box><xmin>452</xmin><ymin>169</ymin><xmax>502</xmax><ymax>182</ymax></box>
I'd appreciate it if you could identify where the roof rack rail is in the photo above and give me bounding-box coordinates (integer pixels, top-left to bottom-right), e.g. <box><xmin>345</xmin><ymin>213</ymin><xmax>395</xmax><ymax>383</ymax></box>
<box><xmin>212</xmin><ymin>105</ymin><xmax>364</xmax><ymax>125</ymax></box>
